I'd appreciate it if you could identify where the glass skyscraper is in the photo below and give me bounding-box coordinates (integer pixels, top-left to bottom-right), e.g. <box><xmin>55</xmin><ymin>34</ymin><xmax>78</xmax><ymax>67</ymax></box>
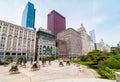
<box><xmin>89</xmin><ymin>30</ymin><xmax>97</xmax><ymax>49</ymax></box>
<box><xmin>21</xmin><ymin>2</ymin><xmax>35</xmax><ymax>28</ymax></box>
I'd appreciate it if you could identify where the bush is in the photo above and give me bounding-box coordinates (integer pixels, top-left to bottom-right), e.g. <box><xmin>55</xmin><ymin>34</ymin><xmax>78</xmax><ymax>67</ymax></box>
<box><xmin>50</xmin><ymin>54</ymin><xmax>56</xmax><ymax>60</ymax></box>
<box><xmin>97</xmin><ymin>57</ymin><xmax>120</xmax><ymax>69</ymax></box>
<box><xmin>80</xmin><ymin>55</ymin><xmax>87</xmax><ymax>61</ymax></box>
<box><xmin>113</xmin><ymin>54</ymin><xmax>120</xmax><ymax>62</ymax></box>
<box><xmin>85</xmin><ymin>50</ymin><xmax>110</xmax><ymax>64</ymax></box>
<box><xmin>107</xmin><ymin>57</ymin><xmax>120</xmax><ymax>69</ymax></box>
<box><xmin>97</xmin><ymin>60</ymin><xmax>108</xmax><ymax>68</ymax></box>
<box><xmin>98</xmin><ymin>67</ymin><xmax>115</xmax><ymax>79</ymax></box>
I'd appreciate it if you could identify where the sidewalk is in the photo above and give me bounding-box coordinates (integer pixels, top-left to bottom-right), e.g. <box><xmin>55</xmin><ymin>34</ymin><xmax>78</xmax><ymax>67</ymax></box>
<box><xmin>0</xmin><ymin>61</ymin><xmax>116</xmax><ymax>82</ymax></box>
<box><xmin>43</xmin><ymin>78</ymin><xmax>115</xmax><ymax>82</ymax></box>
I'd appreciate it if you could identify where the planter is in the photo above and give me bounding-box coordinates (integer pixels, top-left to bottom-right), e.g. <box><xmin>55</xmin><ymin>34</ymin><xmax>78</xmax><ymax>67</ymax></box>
<box><xmin>59</xmin><ymin>62</ymin><xmax>64</xmax><ymax>67</ymax></box>
<box><xmin>66</xmin><ymin>61</ymin><xmax>70</xmax><ymax>66</ymax></box>
<box><xmin>9</xmin><ymin>66</ymin><xmax>19</xmax><ymax>74</ymax></box>
<box><xmin>31</xmin><ymin>63</ymin><xmax>40</xmax><ymax>71</ymax></box>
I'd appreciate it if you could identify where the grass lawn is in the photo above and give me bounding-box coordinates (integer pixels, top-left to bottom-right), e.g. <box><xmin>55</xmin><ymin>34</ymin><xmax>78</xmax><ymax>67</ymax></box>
<box><xmin>71</xmin><ymin>60</ymin><xmax>120</xmax><ymax>80</ymax></box>
<box><xmin>71</xmin><ymin>60</ymin><xmax>93</xmax><ymax>66</ymax></box>
<box><xmin>112</xmin><ymin>69</ymin><xmax>120</xmax><ymax>72</ymax></box>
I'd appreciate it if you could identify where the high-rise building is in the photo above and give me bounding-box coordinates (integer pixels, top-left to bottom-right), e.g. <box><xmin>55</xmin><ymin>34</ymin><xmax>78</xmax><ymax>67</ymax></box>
<box><xmin>117</xmin><ymin>41</ymin><xmax>120</xmax><ymax>48</ymax></box>
<box><xmin>21</xmin><ymin>2</ymin><xmax>35</xmax><ymax>28</ymax></box>
<box><xmin>47</xmin><ymin>10</ymin><xmax>66</xmax><ymax>36</ymax></box>
<box><xmin>89</xmin><ymin>30</ymin><xmax>97</xmax><ymax>49</ymax></box>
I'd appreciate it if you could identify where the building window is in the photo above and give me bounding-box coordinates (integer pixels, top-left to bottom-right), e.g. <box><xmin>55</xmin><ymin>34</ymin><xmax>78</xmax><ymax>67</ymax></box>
<box><xmin>0</xmin><ymin>52</ymin><xmax>4</xmax><ymax>55</ymax></box>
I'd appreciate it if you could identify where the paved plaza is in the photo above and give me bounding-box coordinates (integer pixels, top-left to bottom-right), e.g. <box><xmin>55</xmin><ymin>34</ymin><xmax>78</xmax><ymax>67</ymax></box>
<box><xmin>0</xmin><ymin>61</ymin><xmax>116</xmax><ymax>82</ymax></box>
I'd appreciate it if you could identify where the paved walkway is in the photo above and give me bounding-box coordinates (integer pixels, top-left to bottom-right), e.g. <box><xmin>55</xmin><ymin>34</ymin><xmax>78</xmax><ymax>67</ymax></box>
<box><xmin>0</xmin><ymin>61</ymin><xmax>116</xmax><ymax>82</ymax></box>
<box><xmin>43</xmin><ymin>78</ymin><xmax>115</xmax><ymax>82</ymax></box>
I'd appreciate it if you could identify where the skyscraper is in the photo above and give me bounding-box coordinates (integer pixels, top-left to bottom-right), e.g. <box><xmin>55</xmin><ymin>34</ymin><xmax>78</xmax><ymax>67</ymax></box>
<box><xmin>47</xmin><ymin>10</ymin><xmax>66</xmax><ymax>36</ymax></box>
<box><xmin>117</xmin><ymin>41</ymin><xmax>120</xmax><ymax>48</ymax></box>
<box><xmin>21</xmin><ymin>2</ymin><xmax>35</xmax><ymax>28</ymax></box>
<box><xmin>89</xmin><ymin>30</ymin><xmax>97</xmax><ymax>49</ymax></box>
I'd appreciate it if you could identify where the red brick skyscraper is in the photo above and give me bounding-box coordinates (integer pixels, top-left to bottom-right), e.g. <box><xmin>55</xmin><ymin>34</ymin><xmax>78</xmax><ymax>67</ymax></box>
<box><xmin>47</xmin><ymin>10</ymin><xmax>66</xmax><ymax>36</ymax></box>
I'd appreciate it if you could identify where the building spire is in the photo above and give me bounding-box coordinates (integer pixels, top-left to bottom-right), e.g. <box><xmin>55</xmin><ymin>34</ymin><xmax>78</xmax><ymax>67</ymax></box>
<box><xmin>81</xmin><ymin>24</ymin><xmax>83</xmax><ymax>27</ymax></box>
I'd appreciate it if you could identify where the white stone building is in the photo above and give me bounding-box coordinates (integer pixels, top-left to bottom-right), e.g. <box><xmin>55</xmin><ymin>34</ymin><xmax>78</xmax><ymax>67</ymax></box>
<box><xmin>57</xmin><ymin>24</ymin><xmax>94</xmax><ymax>57</ymax></box>
<box><xmin>96</xmin><ymin>40</ymin><xmax>111</xmax><ymax>52</ymax></box>
<box><xmin>0</xmin><ymin>20</ymin><xmax>36</xmax><ymax>60</ymax></box>
<box><xmin>57</xmin><ymin>28</ymin><xmax>82</xmax><ymax>57</ymax></box>
<box><xmin>77</xmin><ymin>24</ymin><xmax>94</xmax><ymax>55</ymax></box>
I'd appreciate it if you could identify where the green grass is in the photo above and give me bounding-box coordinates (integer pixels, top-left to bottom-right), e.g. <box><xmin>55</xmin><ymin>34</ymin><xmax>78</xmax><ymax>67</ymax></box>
<box><xmin>111</xmin><ymin>69</ymin><xmax>120</xmax><ymax>72</ymax></box>
<box><xmin>71</xmin><ymin>60</ymin><xmax>93</xmax><ymax>66</ymax></box>
<box><xmin>79</xmin><ymin>61</ymin><xmax>94</xmax><ymax>66</ymax></box>
<box><xmin>71</xmin><ymin>60</ymin><xmax>120</xmax><ymax>80</ymax></box>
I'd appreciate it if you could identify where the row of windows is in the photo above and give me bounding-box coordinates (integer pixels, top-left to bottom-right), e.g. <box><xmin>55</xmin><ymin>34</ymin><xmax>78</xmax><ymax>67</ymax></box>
<box><xmin>0</xmin><ymin>38</ymin><xmax>35</xmax><ymax>50</ymax></box>
<box><xmin>0</xmin><ymin>34</ymin><xmax>35</xmax><ymax>41</ymax></box>
<box><xmin>0</xmin><ymin>25</ymin><xmax>36</xmax><ymax>38</ymax></box>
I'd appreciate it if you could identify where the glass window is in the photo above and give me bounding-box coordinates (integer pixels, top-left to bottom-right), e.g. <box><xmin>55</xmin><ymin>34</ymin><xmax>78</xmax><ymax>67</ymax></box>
<box><xmin>0</xmin><ymin>52</ymin><xmax>4</xmax><ymax>55</ymax></box>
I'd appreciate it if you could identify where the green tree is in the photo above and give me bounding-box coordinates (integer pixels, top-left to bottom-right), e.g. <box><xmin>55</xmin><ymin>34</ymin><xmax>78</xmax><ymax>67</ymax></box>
<box><xmin>23</xmin><ymin>57</ymin><xmax>27</xmax><ymax>66</ymax></box>
<box><xmin>80</xmin><ymin>55</ymin><xmax>87</xmax><ymax>61</ymax></box>
<box><xmin>86</xmin><ymin>50</ymin><xmax>110</xmax><ymax>64</ymax></box>
<box><xmin>19</xmin><ymin>57</ymin><xmax>23</xmax><ymax>65</ymax></box>
<box><xmin>111</xmin><ymin>47</ymin><xmax>120</xmax><ymax>55</ymax></box>
<box><xmin>107</xmin><ymin>57</ymin><xmax>120</xmax><ymax>69</ymax></box>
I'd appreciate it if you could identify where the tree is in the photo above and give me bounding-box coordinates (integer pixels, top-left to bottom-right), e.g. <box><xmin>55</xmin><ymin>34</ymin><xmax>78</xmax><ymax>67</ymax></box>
<box><xmin>30</xmin><ymin>57</ymin><xmax>33</xmax><ymax>65</ymax></box>
<box><xmin>107</xmin><ymin>57</ymin><xmax>120</xmax><ymax>69</ymax></box>
<box><xmin>23</xmin><ymin>57</ymin><xmax>27</xmax><ymax>66</ymax></box>
<box><xmin>86</xmin><ymin>50</ymin><xmax>110</xmax><ymax>64</ymax></box>
<box><xmin>19</xmin><ymin>57</ymin><xmax>23</xmax><ymax>65</ymax></box>
<box><xmin>111</xmin><ymin>47</ymin><xmax>120</xmax><ymax>55</ymax></box>
<box><xmin>80</xmin><ymin>55</ymin><xmax>87</xmax><ymax>61</ymax></box>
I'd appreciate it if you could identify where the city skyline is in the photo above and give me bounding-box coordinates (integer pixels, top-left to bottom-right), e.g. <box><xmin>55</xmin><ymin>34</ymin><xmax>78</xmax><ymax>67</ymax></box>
<box><xmin>0</xmin><ymin>0</ymin><xmax>120</xmax><ymax>46</ymax></box>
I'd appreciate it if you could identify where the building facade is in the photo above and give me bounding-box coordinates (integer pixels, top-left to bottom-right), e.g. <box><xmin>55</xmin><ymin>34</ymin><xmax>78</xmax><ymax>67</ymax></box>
<box><xmin>21</xmin><ymin>1</ymin><xmax>35</xmax><ymax>28</ymax></box>
<box><xmin>96</xmin><ymin>40</ymin><xmax>111</xmax><ymax>52</ymax></box>
<box><xmin>47</xmin><ymin>10</ymin><xmax>66</xmax><ymax>36</ymax></box>
<box><xmin>57</xmin><ymin>28</ymin><xmax>82</xmax><ymax>57</ymax></box>
<box><xmin>89</xmin><ymin>30</ymin><xmax>97</xmax><ymax>49</ymax></box>
<box><xmin>36</xmin><ymin>27</ymin><xmax>56</xmax><ymax>59</ymax></box>
<box><xmin>0</xmin><ymin>20</ymin><xmax>36</xmax><ymax>60</ymax></box>
<box><xmin>117</xmin><ymin>41</ymin><xmax>120</xmax><ymax>48</ymax></box>
<box><xmin>57</xmin><ymin>24</ymin><xmax>94</xmax><ymax>58</ymax></box>
<box><xmin>55</xmin><ymin>39</ymin><xmax>67</xmax><ymax>57</ymax></box>
<box><xmin>78</xmin><ymin>24</ymin><xmax>94</xmax><ymax>55</ymax></box>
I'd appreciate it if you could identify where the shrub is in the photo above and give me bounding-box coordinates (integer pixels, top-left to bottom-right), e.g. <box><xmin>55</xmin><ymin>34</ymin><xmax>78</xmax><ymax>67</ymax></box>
<box><xmin>50</xmin><ymin>54</ymin><xmax>56</xmax><ymax>60</ymax></box>
<box><xmin>80</xmin><ymin>55</ymin><xmax>87</xmax><ymax>61</ymax></box>
<box><xmin>107</xmin><ymin>57</ymin><xmax>120</xmax><ymax>69</ymax></box>
<box><xmin>97</xmin><ymin>60</ymin><xmax>108</xmax><ymax>68</ymax></box>
<box><xmin>86</xmin><ymin>50</ymin><xmax>110</xmax><ymax>64</ymax></box>
<box><xmin>113</xmin><ymin>54</ymin><xmax>120</xmax><ymax>62</ymax></box>
<box><xmin>98</xmin><ymin>67</ymin><xmax>115</xmax><ymax>79</ymax></box>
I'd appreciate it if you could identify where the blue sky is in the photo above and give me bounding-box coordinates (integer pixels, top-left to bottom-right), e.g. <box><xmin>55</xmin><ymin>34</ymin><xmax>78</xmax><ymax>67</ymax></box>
<box><xmin>0</xmin><ymin>0</ymin><xmax>120</xmax><ymax>46</ymax></box>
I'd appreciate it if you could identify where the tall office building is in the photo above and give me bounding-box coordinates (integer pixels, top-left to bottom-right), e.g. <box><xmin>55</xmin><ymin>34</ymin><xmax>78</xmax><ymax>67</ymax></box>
<box><xmin>89</xmin><ymin>30</ymin><xmax>97</xmax><ymax>49</ymax></box>
<box><xmin>47</xmin><ymin>10</ymin><xmax>66</xmax><ymax>36</ymax></box>
<box><xmin>117</xmin><ymin>41</ymin><xmax>120</xmax><ymax>48</ymax></box>
<box><xmin>21</xmin><ymin>2</ymin><xmax>35</xmax><ymax>28</ymax></box>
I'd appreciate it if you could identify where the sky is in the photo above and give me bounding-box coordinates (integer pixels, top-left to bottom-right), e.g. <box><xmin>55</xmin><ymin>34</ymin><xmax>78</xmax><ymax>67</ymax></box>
<box><xmin>0</xmin><ymin>0</ymin><xmax>120</xmax><ymax>46</ymax></box>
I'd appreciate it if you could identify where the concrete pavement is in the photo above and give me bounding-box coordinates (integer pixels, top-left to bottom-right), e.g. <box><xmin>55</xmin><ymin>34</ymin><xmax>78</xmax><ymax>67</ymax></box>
<box><xmin>0</xmin><ymin>61</ymin><xmax>116</xmax><ymax>82</ymax></box>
